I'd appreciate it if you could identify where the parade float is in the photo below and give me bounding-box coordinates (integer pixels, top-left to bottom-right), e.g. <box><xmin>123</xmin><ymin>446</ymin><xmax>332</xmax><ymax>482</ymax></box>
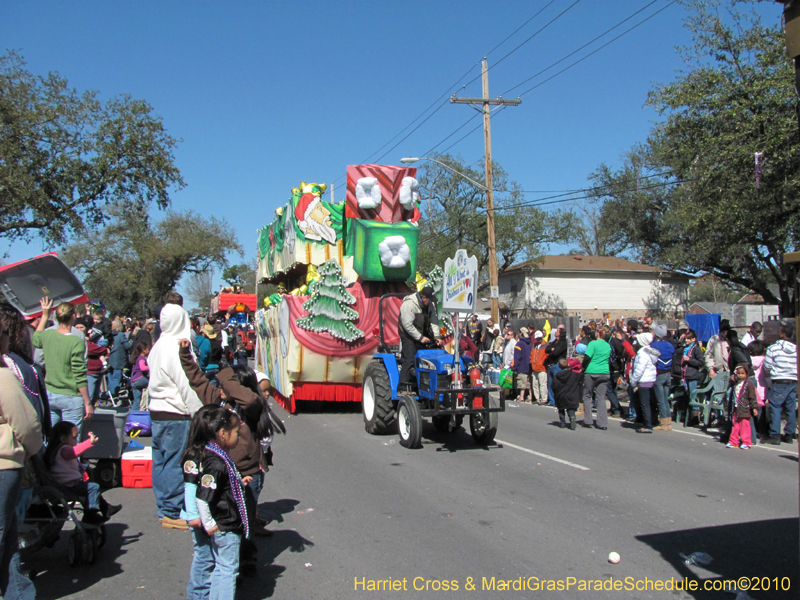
<box><xmin>254</xmin><ymin>165</ymin><xmax>449</xmax><ymax>412</ymax></box>
<box><xmin>210</xmin><ymin>288</ymin><xmax>257</xmax><ymax>325</ymax></box>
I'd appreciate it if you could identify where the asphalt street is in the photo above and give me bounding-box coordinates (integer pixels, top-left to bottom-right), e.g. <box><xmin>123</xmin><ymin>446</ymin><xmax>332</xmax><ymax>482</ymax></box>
<box><xmin>21</xmin><ymin>396</ymin><xmax>799</xmax><ymax>600</ymax></box>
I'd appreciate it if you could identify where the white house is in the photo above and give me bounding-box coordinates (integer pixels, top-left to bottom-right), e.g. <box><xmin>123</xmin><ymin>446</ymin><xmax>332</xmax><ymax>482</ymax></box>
<box><xmin>498</xmin><ymin>255</ymin><xmax>691</xmax><ymax>320</ymax></box>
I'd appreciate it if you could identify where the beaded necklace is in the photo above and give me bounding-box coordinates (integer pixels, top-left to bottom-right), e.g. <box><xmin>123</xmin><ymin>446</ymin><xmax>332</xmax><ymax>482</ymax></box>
<box><xmin>735</xmin><ymin>379</ymin><xmax>749</xmax><ymax>408</ymax></box>
<box><xmin>205</xmin><ymin>441</ymin><xmax>249</xmax><ymax>539</ymax></box>
<box><xmin>2</xmin><ymin>355</ymin><xmax>40</xmax><ymax>397</ymax></box>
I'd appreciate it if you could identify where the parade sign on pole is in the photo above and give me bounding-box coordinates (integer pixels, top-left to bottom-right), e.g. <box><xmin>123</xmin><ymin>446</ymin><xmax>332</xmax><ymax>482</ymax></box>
<box><xmin>442</xmin><ymin>249</ymin><xmax>479</xmax><ymax>313</ymax></box>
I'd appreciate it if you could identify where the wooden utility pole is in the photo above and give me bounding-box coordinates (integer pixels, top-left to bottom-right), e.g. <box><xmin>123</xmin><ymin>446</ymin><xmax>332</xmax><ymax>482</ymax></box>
<box><xmin>451</xmin><ymin>58</ymin><xmax>520</xmax><ymax>323</ymax></box>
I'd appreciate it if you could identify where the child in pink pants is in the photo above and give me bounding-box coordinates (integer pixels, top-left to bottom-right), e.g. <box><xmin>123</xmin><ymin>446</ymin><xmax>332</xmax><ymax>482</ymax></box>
<box><xmin>727</xmin><ymin>364</ymin><xmax>758</xmax><ymax>449</ymax></box>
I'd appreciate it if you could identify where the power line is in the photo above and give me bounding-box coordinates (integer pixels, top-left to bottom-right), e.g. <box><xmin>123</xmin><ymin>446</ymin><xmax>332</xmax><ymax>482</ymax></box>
<box><xmin>365</xmin><ymin>63</ymin><xmax>482</xmax><ymax>165</ymax></box>
<box><xmin>517</xmin><ymin>1</ymin><xmax>676</xmax><ymax>98</ymax></box>
<box><xmin>328</xmin><ymin>0</ymin><xmax>674</xmax><ymax>195</ymax></box>
<box><xmin>428</xmin><ymin>105</ymin><xmax>510</xmax><ymax>157</ymax></box>
<box><xmin>457</xmin><ymin>0</ymin><xmax>583</xmax><ymax>95</ymax></box>
<box><xmin>422</xmin><ymin>113</ymin><xmax>483</xmax><ymax>157</ymax></box>
<box><xmin>361</xmin><ymin>0</ymin><xmax>568</xmax><ymax>168</ymax></box>
<box><xmin>501</xmin><ymin>0</ymin><xmax>661</xmax><ymax>96</ymax></box>
<box><xmin>490</xmin><ymin>178</ymin><xmax>690</xmax><ymax>211</ymax></box>
<box><xmin>325</xmin><ymin>0</ymin><xmax>585</xmax><ymax>186</ymax></box>
<box><xmin>419</xmin><ymin>2</ymin><xmax>672</xmax><ymax>160</ymax></box>
<box><xmin>334</xmin><ymin>2</ymin><xmax>564</xmax><ymax>182</ymax></box>
<box><xmin>484</xmin><ymin>0</ymin><xmax>558</xmax><ymax>58</ymax></box>
<box><xmin>518</xmin><ymin>170</ymin><xmax>676</xmax><ymax>196</ymax></box>
<box><xmin>323</xmin><ymin>62</ymin><xmax>483</xmax><ymax>192</ymax></box>
<box><xmin>416</xmin><ymin>176</ymin><xmax>690</xmax><ymax>246</ymax></box>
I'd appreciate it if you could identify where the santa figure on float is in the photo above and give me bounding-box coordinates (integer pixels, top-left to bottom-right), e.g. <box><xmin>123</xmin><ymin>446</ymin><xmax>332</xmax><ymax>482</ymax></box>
<box><xmin>295</xmin><ymin>186</ymin><xmax>337</xmax><ymax>244</ymax></box>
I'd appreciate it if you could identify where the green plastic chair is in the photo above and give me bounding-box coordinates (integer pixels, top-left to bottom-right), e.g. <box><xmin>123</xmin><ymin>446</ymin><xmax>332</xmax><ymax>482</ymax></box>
<box><xmin>683</xmin><ymin>375</ymin><xmax>728</xmax><ymax>428</ymax></box>
<box><xmin>669</xmin><ymin>384</ymin><xmax>688</xmax><ymax>423</ymax></box>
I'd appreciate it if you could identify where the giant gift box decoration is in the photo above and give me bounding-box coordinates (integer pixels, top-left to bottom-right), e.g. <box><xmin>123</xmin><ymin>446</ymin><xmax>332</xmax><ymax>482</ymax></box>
<box><xmin>347</xmin><ymin>219</ymin><xmax>419</xmax><ymax>282</ymax></box>
<box><xmin>345</xmin><ymin>164</ymin><xmax>420</xmax><ymax>224</ymax></box>
<box><xmin>255</xmin><ymin>165</ymin><xmax>424</xmax><ymax>413</ymax></box>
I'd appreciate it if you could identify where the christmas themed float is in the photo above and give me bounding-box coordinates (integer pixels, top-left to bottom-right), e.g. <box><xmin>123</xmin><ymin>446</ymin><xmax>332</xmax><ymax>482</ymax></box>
<box><xmin>255</xmin><ymin>166</ymin><xmax>447</xmax><ymax>412</ymax></box>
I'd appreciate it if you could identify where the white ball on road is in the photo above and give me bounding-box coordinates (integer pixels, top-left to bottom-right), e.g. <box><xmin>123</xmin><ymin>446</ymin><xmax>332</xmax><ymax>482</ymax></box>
<box><xmin>608</xmin><ymin>552</ymin><xmax>621</xmax><ymax>564</ymax></box>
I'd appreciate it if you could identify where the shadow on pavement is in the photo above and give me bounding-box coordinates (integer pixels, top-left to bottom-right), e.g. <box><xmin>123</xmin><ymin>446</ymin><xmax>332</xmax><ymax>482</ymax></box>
<box><xmin>423</xmin><ymin>422</ymin><xmax>495</xmax><ymax>453</ymax></box>
<box><xmin>636</xmin><ymin>518</ymin><xmax>799</xmax><ymax>599</ymax></box>
<box><xmin>258</xmin><ymin>498</ymin><xmax>301</xmax><ymax>526</ymax></box>
<box><xmin>23</xmin><ymin>522</ymin><xmax>130</xmax><ymax>600</ymax></box>
<box><xmin>239</xmin><ymin>498</ymin><xmax>313</xmax><ymax>599</ymax></box>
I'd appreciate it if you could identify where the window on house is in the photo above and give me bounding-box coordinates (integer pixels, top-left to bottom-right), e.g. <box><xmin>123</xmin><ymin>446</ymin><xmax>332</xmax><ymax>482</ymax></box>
<box><xmin>510</xmin><ymin>278</ymin><xmax>518</xmax><ymax>294</ymax></box>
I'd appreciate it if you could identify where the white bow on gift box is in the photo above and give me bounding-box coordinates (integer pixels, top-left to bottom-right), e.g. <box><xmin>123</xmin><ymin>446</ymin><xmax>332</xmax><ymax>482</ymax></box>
<box><xmin>355</xmin><ymin>177</ymin><xmax>382</xmax><ymax>209</ymax></box>
<box><xmin>378</xmin><ymin>236</ymin><xmax>411</xmax><ymax>268</ymax></box>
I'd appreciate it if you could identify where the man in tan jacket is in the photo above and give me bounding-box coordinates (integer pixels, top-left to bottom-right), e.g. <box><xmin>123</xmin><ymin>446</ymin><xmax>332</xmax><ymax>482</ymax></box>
<box><xmin>705</xmin><ymin>320</ymin><xmax>731</xmax><ymax>378</ymax></box>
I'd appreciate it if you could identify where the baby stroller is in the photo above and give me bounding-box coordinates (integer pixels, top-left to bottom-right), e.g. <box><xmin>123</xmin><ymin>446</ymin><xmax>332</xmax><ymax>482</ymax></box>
<box><xmin>96</xmin><ymin>366</ymin><xmax>132</xmax><ymax>409</ymax></box>
<box><xmin>21</xmin><ymin>455</ymin><xmax>107</xmax><ymax>566</ymax></box>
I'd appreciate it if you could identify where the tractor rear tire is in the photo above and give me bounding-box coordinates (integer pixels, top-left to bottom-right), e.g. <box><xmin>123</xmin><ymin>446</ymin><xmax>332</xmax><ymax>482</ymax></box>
<box><xmin>362</xmin><ymin>361</ymin><xmax>395</xmax><ymax>435</ymax></box>
<box><xmin>397</xmin><ymin>397</ymin><xmax>422</xmax><ymax>449</ymax></box>
<box><xmin>470</xmin><ymin>392</ymin><xmax>499</xmax><ymax>445</ymax></box>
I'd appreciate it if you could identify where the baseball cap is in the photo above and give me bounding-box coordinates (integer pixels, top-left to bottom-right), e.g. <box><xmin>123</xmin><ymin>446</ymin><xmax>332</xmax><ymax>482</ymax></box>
<box><xmin>419</xmin><ymin>286</ymin><xmax>435</xmax><ymax>299</ymax></box>
<box><xmin>520</xmin><ymin>327</ymin><xmax>530</xmax><ymax>336</ymax></box>
<box><xmin>534</xmin><ymin>330</ymin><xmax>543</xmax><ymax>338</ymax></box>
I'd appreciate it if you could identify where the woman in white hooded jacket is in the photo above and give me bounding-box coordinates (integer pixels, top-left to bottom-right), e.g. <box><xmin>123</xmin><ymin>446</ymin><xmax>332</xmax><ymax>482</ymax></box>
<box><xmin>630</xmin><ymin>332</ymin><xmax>660</xmax><ymax>434</ymax></box>
<box><xmin>148</xmin><ymin>303</ymin><xmax>203</xmax><ymax>529</ymax></box>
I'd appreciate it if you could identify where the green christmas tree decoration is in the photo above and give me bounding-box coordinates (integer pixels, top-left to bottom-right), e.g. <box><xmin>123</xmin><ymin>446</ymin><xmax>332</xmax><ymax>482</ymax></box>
<box><xmin>297</xmin><ymin>259</ymin><xmax>364</xmax><ymax>342</ymax></box>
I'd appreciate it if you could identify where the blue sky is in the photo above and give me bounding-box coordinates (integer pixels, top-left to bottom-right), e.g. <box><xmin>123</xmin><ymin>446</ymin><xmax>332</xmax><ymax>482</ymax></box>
<box><xmin>0</xmin><ymin>0</ymin><xmax>785</xmax><ymax>300</ymax></box>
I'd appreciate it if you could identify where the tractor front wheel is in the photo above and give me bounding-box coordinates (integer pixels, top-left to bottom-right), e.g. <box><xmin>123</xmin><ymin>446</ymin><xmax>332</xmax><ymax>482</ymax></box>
<box><xmin>397</xmin><ymin>397</ymin><xmax>422</xmax><ymax>449</ymax></box>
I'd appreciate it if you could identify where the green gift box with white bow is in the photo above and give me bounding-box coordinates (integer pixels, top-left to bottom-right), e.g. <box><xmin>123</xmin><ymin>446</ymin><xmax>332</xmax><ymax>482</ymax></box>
<box><xmin>346</xmin><ymin>219</ymin><xmax>419</xmax><ymax>281</ymax></box>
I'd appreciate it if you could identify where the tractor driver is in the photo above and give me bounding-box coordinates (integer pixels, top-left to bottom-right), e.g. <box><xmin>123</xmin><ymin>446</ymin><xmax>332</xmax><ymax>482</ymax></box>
<box><xmin>398</xmin><ymin>286</ymin><xmax>440</xmax><ymax>388</ymax></box>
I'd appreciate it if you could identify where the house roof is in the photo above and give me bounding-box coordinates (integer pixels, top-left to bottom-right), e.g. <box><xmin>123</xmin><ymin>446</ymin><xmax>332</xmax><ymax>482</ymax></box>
<box><xmin>737</xmin><ymin>293</ymin><xmax>765</xmax><ymax>304</ymax></box>
<box><xmin>690</xmin><ymin>302</ymin><xmax>735</xmax><ymax>314</ymax></box>
<box><xmin>505</xmin><ymin>255</ymin><xmax>683</xmax><ymax>275</ymax></box>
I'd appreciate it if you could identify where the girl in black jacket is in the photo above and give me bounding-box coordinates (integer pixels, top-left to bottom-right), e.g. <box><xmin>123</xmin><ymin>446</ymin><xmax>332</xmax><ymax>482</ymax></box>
<box><xmin>194</xmin><ymin>406</ymin><xmax>252</xmax><ymax>598</ymax></box>
<box><xmin>680</xmin><ymin>330</ymin><xmax>706</xmax><ymax>397</ymax></box>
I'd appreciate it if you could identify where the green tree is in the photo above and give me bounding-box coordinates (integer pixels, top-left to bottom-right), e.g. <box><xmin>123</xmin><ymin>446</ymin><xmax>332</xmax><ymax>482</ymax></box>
<box><xmin>594</xmin><ymin>1</ymin><xmax>799</xmax><ymax>314</ymax></box>
<box><xmin>416</xmin><ymin>154</ymin><xmax>575</xmax><ymax>289</ymax></box>
<box><xmin>0</xmin><ymin>51</ymin><xmax>183</xmax><ymax>246</ymax></box>
<box><xmin>62</xmin><ymin>205</ymin><xmax>242</xmax><ymax>315</ymax></box>
<box><xmin>222</xmin><ymin>264</ymin><xmax>253</xmax><ymax>288</ymax></box>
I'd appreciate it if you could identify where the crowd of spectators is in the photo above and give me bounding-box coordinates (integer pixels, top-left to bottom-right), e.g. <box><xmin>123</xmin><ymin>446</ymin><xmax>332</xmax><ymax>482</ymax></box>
<box><xmin>0</xmin><ymin>288</ymin><xmax>270</xmax><ymax>598</ymax></box>
<box><xmin>487</xmin><ymin>316</ymin><xmax>796</xmax><ymax>446</ymax></box>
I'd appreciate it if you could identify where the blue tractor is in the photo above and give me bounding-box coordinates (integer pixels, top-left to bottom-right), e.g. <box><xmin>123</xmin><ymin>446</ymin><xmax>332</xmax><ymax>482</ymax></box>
<box><xmin>361</xmin><ymin>294</ymin><xmax>504</xmax><ymax>448</ymax></box>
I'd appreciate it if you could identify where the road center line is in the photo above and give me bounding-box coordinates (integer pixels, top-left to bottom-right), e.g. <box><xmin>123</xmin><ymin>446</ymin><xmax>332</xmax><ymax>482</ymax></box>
<box><xmin>495</xmin><ymin>438</ymin><xmax>591</xmax><ymax>471</ymax></box>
